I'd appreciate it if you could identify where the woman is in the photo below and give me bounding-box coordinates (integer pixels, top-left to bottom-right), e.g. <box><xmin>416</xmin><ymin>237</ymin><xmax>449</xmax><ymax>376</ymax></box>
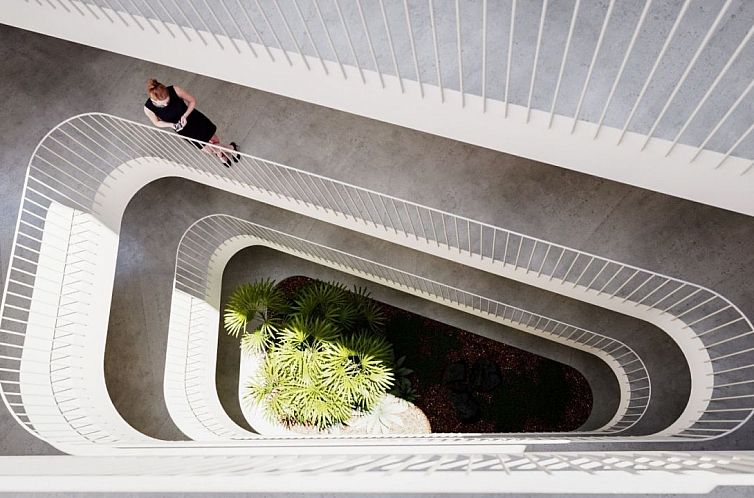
<box><xmin>144</xmin><ymin>79</ymin><xmax>239</xmax><ymax>167</ymax></box>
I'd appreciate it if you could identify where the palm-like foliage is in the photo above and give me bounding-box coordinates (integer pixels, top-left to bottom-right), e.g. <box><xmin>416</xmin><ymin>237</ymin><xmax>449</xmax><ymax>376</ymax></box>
<box><xmin>280</xmin><ymin>316</ymin><xmax>340</xmax><ymax>345</ymax></box>
<box><xmin>224</xmin><ymin>279</ymin><xmax>286</xmax><ymax>338</ymax></box>
<box><xmin>245</xmin><ymin>358</ymin><xmax>352</xmax><ymax>429</ymax></box>
<box><xmin>246</xmin><ymin>361</ymin><xmax>299</xmax><ymax>425</ymax></box>
<box><xmin>286</xmin><ymin>380</ymin><xmax>353</xmax><ymax>429</ymax></box>
<box><xmin>351</xmin><ymin>286</ymin><xmax>386</xmax><ymax>332</ymax></box>
<box><xmin>235</xmin><ymin>278</ymin><xmax>397</xmax><ymax>430</ymax></box>
<box><xmin>292</xmin><ymin>281</ymin><xmax>359</xmax><ymax>330</ymax></box>
<box><xmin>320</xmin><ymin>332</ymin><xmax>394</xmax><ymax>409</ymax></box>
<box><xmin>269</xmin><ymin>343</ymin><xmax>320</xmax><ymax>383</ymax></box>
<box><xmin>245</xmin><ymin>360</ymin><xmax>283</xmax><ymax>405</ymax></box>
<box><xmin>241</xmin><ymin>329</ymin><xmax>270</xmax><ymax>355</ymax></box>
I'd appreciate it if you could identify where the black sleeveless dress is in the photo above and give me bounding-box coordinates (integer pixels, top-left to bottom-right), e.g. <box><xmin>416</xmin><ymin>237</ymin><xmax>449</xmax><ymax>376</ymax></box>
<box><xmin>144</xmin><ymin>85</ymin><xmax>217</xmax><ymax>149</ymax></box>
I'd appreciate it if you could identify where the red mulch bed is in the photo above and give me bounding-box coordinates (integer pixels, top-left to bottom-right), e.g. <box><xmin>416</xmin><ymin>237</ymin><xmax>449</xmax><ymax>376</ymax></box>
<box><xmin>277</xmin><ymin>276</ymin><xmax>592</xmax><ymax>433</ymax></box>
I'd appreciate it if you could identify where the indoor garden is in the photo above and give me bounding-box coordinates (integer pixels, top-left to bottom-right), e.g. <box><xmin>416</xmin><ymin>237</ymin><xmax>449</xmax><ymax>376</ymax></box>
<box><xmin>225</xmin><ymin>277</ymin><xmax>592</xmax><ymax>435</ymax></box>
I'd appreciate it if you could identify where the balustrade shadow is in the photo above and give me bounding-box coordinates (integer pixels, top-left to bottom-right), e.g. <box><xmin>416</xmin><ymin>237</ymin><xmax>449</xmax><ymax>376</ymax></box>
<box><xmin>2</xmin><ymin>113</ymin><xmax>745</xmax><ymax>452</ymax></box>
<box><xmin>105</xmin><ymin>178</ymin><xmax>687</xmax><ymax>441</ymax></box>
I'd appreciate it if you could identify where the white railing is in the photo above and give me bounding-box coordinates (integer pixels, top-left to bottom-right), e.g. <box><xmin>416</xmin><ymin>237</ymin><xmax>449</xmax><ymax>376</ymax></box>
<box><xmin>20</xmin><ymin>0</ymin><xmax>753</xmax><ymax>164</ymax></box>
<box><xmin>166</xmin><ymin>214</ymin><xmax>649</xmax><ymax>440</ymax></box>
<box><xmin>5</xmin><ymin>1</ymin><xmax>754</xmax><ymax>217</ymax></box>
<box><xmin>2</xmin><ymin>202</ymin><xmax>156</xmax><ymax>450</ymax></box>
<box><xmin>0</xmin><ymin>113</ymin><xmax>752</xmax><ymax>453</ymax></box>
<box><xmin>1</xmin><ymin>452</ymin><xmax>754</xmax><ymax>493</ymax></box>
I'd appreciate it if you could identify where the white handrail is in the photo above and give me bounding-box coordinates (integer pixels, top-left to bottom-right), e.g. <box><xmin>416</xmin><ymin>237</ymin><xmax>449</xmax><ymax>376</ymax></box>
<box><xmin>14</xmin><ymin>0</ymin><xmax>753</xmax><ymax>165</ymax></box>
<box><xmin>1</xmin><ymin>451</ymin><xmax>754</xmax><ymax>493</ymax></box>
<box><xmin>1</xmin><ymin>113</ymin><xmax>752</xmax><ymax>454</ymax></box>
<box><xmin>167</xmin><ymin>214</ymin><xmax>650</xmax><ymax>440</ymax></box>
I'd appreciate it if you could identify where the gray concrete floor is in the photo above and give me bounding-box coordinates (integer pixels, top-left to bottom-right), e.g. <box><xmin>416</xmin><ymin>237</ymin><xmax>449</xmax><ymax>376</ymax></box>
<box><xmin>90</xmin><ymin>0</ymin><xmax>754</xmax><ymax>157</ymax></box>
<box><xmin>1</xmin><ymin>25</ymin><xmax>754</xmax><ymax>456</ymax></box>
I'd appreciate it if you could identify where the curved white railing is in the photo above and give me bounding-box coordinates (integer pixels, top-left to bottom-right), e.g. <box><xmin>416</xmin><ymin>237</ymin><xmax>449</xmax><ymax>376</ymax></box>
<box><xmin>0</xmin><ymin>113</ymin><xmax>752</xmax><ymax>454</ymax></box>
<box><xmin>4</xmin><ymin>0</ymin><xmax>754</xmax><ymax>216</ymax></box>
<box><xmin>165</xmin><ymin>214</ymin><xmax>649</xmax><ymax>440</ymax></box>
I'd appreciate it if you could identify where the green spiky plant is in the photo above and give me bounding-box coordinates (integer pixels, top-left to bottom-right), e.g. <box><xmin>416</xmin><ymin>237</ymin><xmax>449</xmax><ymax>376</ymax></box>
<box><xmin>224</xmin><ymin>278</ymin><xmax>287</xmax><ymax>337</ymax></box>
<box><xmin>320</xmin><ymin>332</ymin><xmax>394</xmax><ymax>410</ymax></box>
<box><xmin>389</xmin><ymin>356</ymin><xmax>418</xmax><ymax>402</ymax></box>
<box><xmin>291</xmin><ymin>281</ymin><xmax>359</xmax><ymax>330</ymax></box>
<box><xmin>225</xmin><ymin>278</ymin><xmax>287</xmax><ymax>359</ymax></box>
<box><xmin>351</xmin><ymin>286</ymin><xmax>386</xmax><ymax>332</ymax></box>
<box><xmin>272</xmin><ymin>317</ymin><xmax>336</xmax><ymax>381</ymax></box>
<box><xmin>240</xmin><ymin>329</ymin><xmax>272</xmax><ymax>355</ymax></box>
<box><xmin>232</xmin><ymin>278</ymin><xmax>397</xmax><ymax>430</ymax></box>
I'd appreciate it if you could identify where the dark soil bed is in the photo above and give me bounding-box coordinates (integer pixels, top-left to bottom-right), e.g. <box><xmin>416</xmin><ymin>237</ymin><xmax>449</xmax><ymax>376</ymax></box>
<box><xmin>277</xmin><ymin>276</ymin><xmax>593</xmax><ymax>433</ymax></box>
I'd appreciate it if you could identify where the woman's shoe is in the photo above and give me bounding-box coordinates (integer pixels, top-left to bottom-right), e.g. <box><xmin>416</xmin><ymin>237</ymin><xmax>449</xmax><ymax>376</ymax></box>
<box><xmin>230</xmin><ymin>142</ymin><xmax>241</xmax><ymax>163</ymax></box>
<box><xmin>222</xmin><ymin>157</ymin><xmax>231</xmax><ymax>168</ymax></box>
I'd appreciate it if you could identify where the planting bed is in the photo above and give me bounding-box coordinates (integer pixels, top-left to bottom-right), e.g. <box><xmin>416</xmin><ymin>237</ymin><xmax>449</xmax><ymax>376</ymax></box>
<box><xmin>277</xmin><ymin>276</ymin><xmax>592</xmax><ymax>433</ymax></box>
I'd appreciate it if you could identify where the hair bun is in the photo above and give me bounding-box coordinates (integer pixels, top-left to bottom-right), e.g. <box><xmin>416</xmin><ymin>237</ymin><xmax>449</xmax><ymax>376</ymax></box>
<box><xmin>147</xmin><ymin>78</ymin><xmax>161</xmax><ymax>91</ymax></box>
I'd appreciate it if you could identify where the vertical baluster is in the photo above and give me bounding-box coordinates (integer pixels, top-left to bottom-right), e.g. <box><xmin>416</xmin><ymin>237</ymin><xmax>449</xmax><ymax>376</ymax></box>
<box><xmin>455</xmin><ymin>0</ymin><xmax>463</xmax><ymax>107</ymax></box>
<box><xmin>356</xmin><ymin>0</ymin><xmax>384</xmax><ymax>88</ymax></box>
<box><xmin>428</xmin><ymin>0</ymin><xmax>443</xmax><ymax>102</ymax></box>
<box><xmin>526</xmin><ymin>0</ymin><xmax>548</xmax><ymax>123</ymax></box>
<box><xmin>570</xmin><ymin>0</ymin><xmax>615</xmax><ymax>133</ymax></box>
<box><xmin>272</xmin><ymin>0</ymin><xmax>310</xmax><ymax>68</ymax></box>
<box><xmin>293</xmin><ymin>0</ymin><xmax>328</xmax><ymax>72</ymax></box>
<box><xmin>618</xmin><ymin>0</ymin><xmax>690</xmax><ymax>145</ymax></box>
<box><xmin>403</xmin><ymin>0</ymin><xmax>423</xmax><ymax>97</ymax></box>
<box><xmin>548</xmin><ymin>0</ymin><xmax>579</xmax><ymax>128</ymax></box>
<box><xmin>186</xmin><ymin>0</ymin><xmax>225</xmax><ymax>48</ymax></box>
<box><xmin>220</xmin><ymin>0</ymin><xmax>257</xmax><ymax>55</ymax></box>
<box><xmin>504</xmin><ymin>0</ymin><xmax>516</xmax><ymax>117</ymax></box>
<box><xmin>594</xmin><ymin>0</ymin><xmax>652</xmax><ymax>138</ymax></box>
<box><xmin>481</xmin><ymin>0</ymin><xmax>487</xmax><ymax>111</ymax></box>
<box><xmin>691</xmin><ymin>79</ymin><xmax>754</xmax><ymax>162</ymax></box>
<box><xmin>255</xmin><ymin>0</ymin><xmax>293</xmax><ymax>65</ymax></box>
<box><xmin>379</xmin><ymin>0</ymin><xmax>403</xmax><ymax>92</ymax></box>
<box><xmin>641</xmin><ymin>0</ymin><xmax>733</xmax><ymax>151</ymax></box>
<box><xmin>172</xmin><ymin>0</ymin><xmax>207</xmax><ymax>44</ymax></box>
<box><xmin>237</xmin><ymin>0</ymin><xmax>274</xmax><ymax>60</ymax></box>
<box><xmin>313</xmin><ymin>0</ymin><xmax>346</xmax><ymax>77</ymax></box>
<box><xmin>715</xmin><ymin>122</ymin><xmax>754</xmax><ymax>170</ymax></box>
<box><xmin>334</xmin><ymin>0</ymin><xmax>366</xmax><ymax>82</ymax></box>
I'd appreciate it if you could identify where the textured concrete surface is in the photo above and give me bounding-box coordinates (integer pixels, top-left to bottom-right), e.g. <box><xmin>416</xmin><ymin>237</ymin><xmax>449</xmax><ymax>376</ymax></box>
<box><xmin>114</xmin><ymin>178</ymin><xmax>683</xmax><ymax>442</ymax></box>
<box><xmin>109</xmin><ymin>178</ymin><xmax>688</xmax><ymax>453</ymax></box>
<box><xmin>88</xmin><ymin>0</ymin><xmax>754</xmax><ymax>157</ymax></box>
<box><xmin>0</xmin><ymin>25</ymin><xmax>753</xmax><ymax>457</ymax></box>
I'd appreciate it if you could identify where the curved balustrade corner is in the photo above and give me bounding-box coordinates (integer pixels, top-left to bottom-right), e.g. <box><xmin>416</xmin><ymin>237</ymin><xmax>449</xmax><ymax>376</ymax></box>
<box><xmin>165</xmin><ymin>214</ymin><xmax>649</xmax><ymax>441</ymax></box>
<box><xmin>0</xmin><ymin>113</ymin><xmax>752</xmax><ymax>454</ymax></box>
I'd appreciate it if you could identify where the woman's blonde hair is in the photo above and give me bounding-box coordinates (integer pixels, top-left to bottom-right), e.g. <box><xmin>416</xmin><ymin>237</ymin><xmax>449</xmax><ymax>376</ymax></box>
<box><xmin>147</xmin><ymin>78</ymin><xmax>168</xmax><ymax>100</ymax></box>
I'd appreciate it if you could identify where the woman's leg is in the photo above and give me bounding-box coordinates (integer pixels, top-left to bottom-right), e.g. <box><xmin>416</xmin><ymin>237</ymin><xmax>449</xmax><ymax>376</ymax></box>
<box><xmin>212</xmin><ymin>135</ymin><xmax>238</xmax><ymax>157</ymax></box>
<box><xmin>208</xmin><ymin>135</ymin><xmax>240</xmax><ymax>163</ymax></box>
<box><xmin>202</xmin><ymin>135</ymin><xmax>231</xmax><ymax>164</ymax></box>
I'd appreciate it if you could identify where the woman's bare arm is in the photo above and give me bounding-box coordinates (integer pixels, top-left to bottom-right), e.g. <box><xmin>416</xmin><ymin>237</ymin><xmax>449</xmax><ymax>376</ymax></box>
<box><xmin>144</xmin><ymin>107</ymin><xmax>175</xmax><ymax>128</ymax></box>
<box><xmin>174</xmin><ymin>85</ymin><xmax>196</xmax><ymax>126</ymax></box>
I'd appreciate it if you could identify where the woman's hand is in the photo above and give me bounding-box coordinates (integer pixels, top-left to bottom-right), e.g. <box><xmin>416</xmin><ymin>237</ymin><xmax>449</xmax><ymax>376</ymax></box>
<box><xmin>180</xmin><ymin>114</ymin><xmax>188</xmax><ymax>127</ymax></box>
